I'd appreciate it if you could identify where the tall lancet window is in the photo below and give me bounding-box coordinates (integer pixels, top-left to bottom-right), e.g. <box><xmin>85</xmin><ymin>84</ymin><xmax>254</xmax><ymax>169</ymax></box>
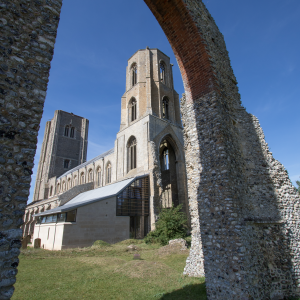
<box><xmin>97</xmin><ymin>167</ymin><xmax>102</xmax><ymax>187</ymax></box>
<box><xmin>106</xmin><ymin>163</ymin><xmax>112</xmax><ymax>184</ymax></box>
<box><xmin>160</xmin><ymin>62</ymin><xmax>166</xmax><ymax>84</ymax></box>
<box><xmin>162</xmin><ymin>97</ymin><xmax>169</xmax><ymax>120</ymax></box>
<box><xmin>64</xmin><ymin>125</ymin><xmax>69</xmax><ymax>137</ymax></box>
<box><xmin>163</xmin><ymin>148</ymin><xmax>169</xmax><ymax>170</ymax></box>
<box><xmin>131</xmin><ymin>63</ymin><xmax>137</xmax><ymax>86</ymax></box>
<box><xmin>130</xmin><ymin>98</ymin><xmax>137</xmax><ymax>122</ymax></box>
<box><xmin>128</xmin><ymin>136</ymin><xmax>137</xmax><ymax>171</ymax></box>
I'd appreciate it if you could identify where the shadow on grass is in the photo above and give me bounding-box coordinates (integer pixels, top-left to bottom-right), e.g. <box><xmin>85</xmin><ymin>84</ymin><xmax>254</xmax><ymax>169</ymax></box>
<box><xmin>157</xmin><ymin>282</ymin><xmax>206</xmax><ymax>300</ymax></box>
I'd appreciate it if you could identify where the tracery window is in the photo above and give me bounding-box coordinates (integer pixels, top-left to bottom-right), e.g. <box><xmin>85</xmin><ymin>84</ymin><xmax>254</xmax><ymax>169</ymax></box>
<box><xmin>97</xmin><ymin>168</ymin><xmax>102</xmax><ymax>187</ymax></box>
<box><xmin>128</xmin><ymin>136</ymin><xmax>137</xmax><ymax>171</ymax></box>
<box><xmin>131</xmin><ymin>63</ymin><xmax>137</xmax><ymax>86</ymax></box>
<box><xmin>129</xmin><ymin>98</ymin><xmax>137</xmax><ymax>122</ymax></box>
<box><xmin>163</xmin><ymin>148</ymin><xmax>169</xmax><ymax>170</ymax></box>
<box><xmin>162</xmin><ymin>97</ymin><xmax>169</xmax><ymax>120</ymax></box>
<box><xmin>64</xmin><ymin>125</ymin><xmax>69</xmax><ymax>137</ymax></box>
<box><xmin>160</xmin><ymin>61</ymin><xmax>166</xmax><ymax>84</ymax></box>
<box><xmin>70</xmin><ymin>127</ymin><xmax>75</xmax><ymax>138</ymax></box>
<box><xmin>106</xmin><ymin>163</ymin><xmax>112</xmax><ymax>184</ymax></box>
<box><xmin>88</xmin><ymin>169</ymin><xmax>93</xmax><ymax>182</ymax></box>
<box><xmin>64</xmin><ymin>159</ymin><xmax>70</xmax><ymax>169</ymax></box>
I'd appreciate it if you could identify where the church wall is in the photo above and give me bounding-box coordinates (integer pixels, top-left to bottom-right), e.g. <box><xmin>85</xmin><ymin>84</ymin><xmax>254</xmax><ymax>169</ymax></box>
<box><xmin>62</xmin><ymin>197</ymin><xmax>130</xmax><ymax>248</ymax></box>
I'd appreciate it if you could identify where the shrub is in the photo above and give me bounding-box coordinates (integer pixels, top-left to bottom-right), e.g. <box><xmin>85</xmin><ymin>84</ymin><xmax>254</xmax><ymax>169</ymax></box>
<box><xmin>144</xmin><ymin>204</ymin><xmax>187</xmax><ymax>245</ymax></box>
<box><xmin>92</xmin><ymin>240</ymin><xmax>111</xmax><ymax>247</ymax></box>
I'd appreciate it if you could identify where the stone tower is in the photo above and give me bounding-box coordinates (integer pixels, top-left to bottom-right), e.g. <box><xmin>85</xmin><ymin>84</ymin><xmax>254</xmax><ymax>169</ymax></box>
<box><xmin>120</xmin><ymin>47</ymin><xmax>181</xmax><ymax>130</ymax></box>
<box><xmin>32</xmin><ymin>110</ymin><xmax>89</xmax><ymax>202</ymax></box>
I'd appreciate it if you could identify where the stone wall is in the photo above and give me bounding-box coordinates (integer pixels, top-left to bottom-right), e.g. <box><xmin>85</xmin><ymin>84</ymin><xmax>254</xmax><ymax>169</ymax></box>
<box><xmin>0</xmin><ymin>1</ymin><xmax>62</xmax><ymax>299</ymax></box>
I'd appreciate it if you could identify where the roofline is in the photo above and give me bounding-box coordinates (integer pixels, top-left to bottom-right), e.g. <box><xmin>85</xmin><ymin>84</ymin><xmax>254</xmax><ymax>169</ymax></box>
<box><xmin>127</xmin><ymin>48</ymin><xmax>170</xmax><ymax>62</ymax></box>
<box><xmin>33</xmin><ymin>174</ymin><xmax>149</xmax><ymax>217</ymax></box>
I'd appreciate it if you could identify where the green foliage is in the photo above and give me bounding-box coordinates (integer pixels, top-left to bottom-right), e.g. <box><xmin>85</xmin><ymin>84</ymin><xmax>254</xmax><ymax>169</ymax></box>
<box><xmin>92</xmin><ymin>240</ymin><xmax>111</xmax><ymax>247</ymax></box>
<box><xmin>296</xmin><ymin>180</ymin><xmax>300</xmax><ymax>195</ymax></box>
<box><xmin>116</xmin><ymin>239</ymin><xmax>144</xmax><ymax>245</ymax></box>
<box><xmin>144</xmin><ymin>204</ymin><xmax>188</xmax><ymax>245</ymax></box>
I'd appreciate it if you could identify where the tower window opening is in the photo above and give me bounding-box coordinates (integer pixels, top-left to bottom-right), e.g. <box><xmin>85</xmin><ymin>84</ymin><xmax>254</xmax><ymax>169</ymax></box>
<box><xmin>70</xmin><ymin>127</ymin><xmax>75</xmax><ymax>138</ymax></box>
<box><xmin>128</xmin><ymin>136</ymin><xmax>137</xmax><ymax>171</ymax></box>
<box><xmin>64</xmin><ymin>125</ymin><xmax>69</xmax><ymax>137</ymax></box>
<box><xmin>107</xmin><ymin>163</ymin><xmax>112</xmax><ymax>184</ymax></box>
<box><xmin>160</xmin><ymin>62</ymin><xmax>166</xmax><ymax>84</ymax></box>
<box><xmin>64</xmin><ymin>159</ymin><xmax>70</xmax><ymax>169</ymax></box>
<box><xmin>162</xmin><ymin>97</ymin><xmax>169</xmax><ymax>120</ymax></box>
<box><xmin>131</xmin><ymin>64</ymin><xmax>137</xmax><ymax>86</ymax></box>
<box><xmin>130</xmin><ymin>98</ymin><xmax>137</xmax><ymax>122</ymax></box>
<box><xmin>163</xmin><ymin>148</ymin><xmax>169</xmax><ymax>170</ymax></box>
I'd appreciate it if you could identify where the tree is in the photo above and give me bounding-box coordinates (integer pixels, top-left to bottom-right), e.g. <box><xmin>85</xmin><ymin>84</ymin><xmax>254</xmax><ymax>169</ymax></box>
<box><xmin>296</xmin><ymin>179</ymin><xmax>300</xmax><ymax>195</ymax></box>
<box><xmin>144</xmin><ymin>204</ymin><xmax>188</xmax><ymax>245</ymax></box>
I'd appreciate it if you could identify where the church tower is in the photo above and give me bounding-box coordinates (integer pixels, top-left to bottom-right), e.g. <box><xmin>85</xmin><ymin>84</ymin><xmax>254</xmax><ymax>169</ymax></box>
<box><xmin>32</xmin><ymin>110</ymin><xmax>89</xmax><ymax>202</ymax></box>
<box><xmin>120</xmin><ymin>47</ymin><xmax>181</xmax><ymax>130</ymax></box>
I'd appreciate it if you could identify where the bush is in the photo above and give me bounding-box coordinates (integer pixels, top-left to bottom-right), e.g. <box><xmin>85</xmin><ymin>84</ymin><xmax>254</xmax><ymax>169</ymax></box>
<box><xmin>144</xmin><ymin>204</ymin><xmax>187</xmax><ymax>245</ymax></box>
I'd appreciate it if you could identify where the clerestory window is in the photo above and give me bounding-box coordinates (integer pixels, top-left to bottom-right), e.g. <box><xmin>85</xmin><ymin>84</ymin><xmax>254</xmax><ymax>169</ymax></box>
<box><xmin>97</xmin><ymin>168</ymin><xmax>102</xmax><ymax>187</ymax></box>
<box><xmin>106</xmin><ymin>163</ymin><xmax>112</xmax><ymax>184</ymax></box>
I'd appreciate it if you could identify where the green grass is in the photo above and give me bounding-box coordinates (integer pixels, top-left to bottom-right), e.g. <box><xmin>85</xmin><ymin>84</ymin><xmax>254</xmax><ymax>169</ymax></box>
<box><xmin>13</xmin><ymin>240</ymin><xmax>206</xmax><ymax>300</ymax></box>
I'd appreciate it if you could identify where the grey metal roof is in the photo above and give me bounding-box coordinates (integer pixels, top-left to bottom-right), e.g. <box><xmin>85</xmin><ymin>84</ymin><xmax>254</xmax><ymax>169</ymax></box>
<box><xmin>33</xmin><ymin>176</ymin><xmax>137</xmax><ymax>217</ymax></box>
<box><xmin>58</xmin><ymin>148</ymin><xmax>114</xmax><ymax>179</ymax></box>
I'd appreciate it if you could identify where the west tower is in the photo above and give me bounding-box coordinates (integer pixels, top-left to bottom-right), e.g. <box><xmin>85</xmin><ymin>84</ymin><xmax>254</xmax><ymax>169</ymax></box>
<box><xmin>32</xmin><ymin>110</ymin><xmax>89</xmax><ymax>202</ymax></box>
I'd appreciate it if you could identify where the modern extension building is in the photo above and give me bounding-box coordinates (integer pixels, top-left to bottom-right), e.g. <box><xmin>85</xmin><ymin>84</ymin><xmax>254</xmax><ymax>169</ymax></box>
<box><xmin>23</xmin><ymin>48</ymin><xmax>188</xmax><ymax>250</ymax></box>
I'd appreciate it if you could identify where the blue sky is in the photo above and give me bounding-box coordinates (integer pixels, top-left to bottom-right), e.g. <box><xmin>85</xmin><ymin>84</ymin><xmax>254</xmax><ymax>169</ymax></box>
<box><xmin>28</xmin><ymin>0</ymin><xmax>300</xmax><ymax>202</ymax></box>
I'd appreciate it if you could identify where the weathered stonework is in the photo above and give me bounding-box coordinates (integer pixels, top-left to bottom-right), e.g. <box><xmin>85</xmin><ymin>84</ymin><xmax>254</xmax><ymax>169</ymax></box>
<box><xmin>0</xmin><ymin>1</ymin><xmax>62</xmax><ymax>298</ymax></box>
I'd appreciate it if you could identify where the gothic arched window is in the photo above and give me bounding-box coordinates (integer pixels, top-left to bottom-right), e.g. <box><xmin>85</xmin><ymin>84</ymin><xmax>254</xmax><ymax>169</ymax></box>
<box><xmin>62</xmin><ymin>181</ymin><xmax>66</xmax><ymax>192</ymax></box>
<box><xmin>131</xmin><ymin>63</ymin><xmax>137</xmax><ymax>86</ymax></box>
<box><xmin>88</xmin><ymin>169</ymin><xmax>93</xmax><ymax>182</ymax></box>
<box><xmin>57</xmin><ymin>183</ymin><xmax>60</xmax><ymax>193</ymax></box>
<box><xmin>162</xmin><ymin>97</ymin><xmax>169</xmax><ymax>120</ymax></box>
<box><xmin>97</xmin><ymin>167</ymin><xmax>102</xmax><ymax>187</ymax></box>
<box><xmin>73</xmin><ymin>175</ymin><xmax>77</xmax><ymax>186</ymax></box>
<box><xmin>163</xmin><ymin>148</ymin><xmax>169</xmax><ymax>170</ymax></box>
<box><xmin>129</xmin><ymin>98</ymin><xmax>137</xmax><ymax>122</ymax></box>
<box><xmin>49</xmin><ymin>186</ymin><xmax>53</xmax><ymax>197</ymax></box>
<box><xmin>68</xmin><ymin>178</ymin><xmax>71</xmax><ymax>190</ymax></box>
<box><xmin>80</xmin><ymin>172</ymin><xmax>85</xmax><ymax>185</ymax></box>
<box><xmin>70</xmin><ymin>127</ymin><xmax>75</xmax><ymax>138</ymax></box>
<box><xmin>160</xmin><ymin>61</ymin><xmax>166</xmax><ymax>84</ymax></box>
<box><xmin>106</xmin><ymin>163</ymin><xmax>112</xmax><ymax>184</ymax></box>
<box><xmin>128</xmin><ymin>136</ymin><xmax>137</xmax><ymax>171</ymax></box>
<box><xmin>64</xmin><ymin>125</ymin><xmax>69</xmax><ymax>137</ymax></box>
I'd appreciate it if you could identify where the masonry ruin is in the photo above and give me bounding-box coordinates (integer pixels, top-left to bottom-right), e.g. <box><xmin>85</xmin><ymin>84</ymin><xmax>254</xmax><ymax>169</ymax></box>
<box><xmin>0</xmin><ymin>0</ymin><xmax>300</xmax><ymax>299</ymax></box>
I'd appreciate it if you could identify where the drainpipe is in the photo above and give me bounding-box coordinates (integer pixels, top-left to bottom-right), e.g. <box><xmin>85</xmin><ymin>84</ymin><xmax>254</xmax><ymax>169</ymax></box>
<box><xmin>52</xmin><ymin>222</ymin><xmax>57</xmax><ymax>251</ymax></box>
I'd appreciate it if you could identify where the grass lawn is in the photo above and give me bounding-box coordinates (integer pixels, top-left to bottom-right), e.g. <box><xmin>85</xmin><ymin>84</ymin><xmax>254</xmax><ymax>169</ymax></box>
<box><xmin>13</xmin><ymin>240</ymin><xmax>206</xmax><ymax>300</ymax></box>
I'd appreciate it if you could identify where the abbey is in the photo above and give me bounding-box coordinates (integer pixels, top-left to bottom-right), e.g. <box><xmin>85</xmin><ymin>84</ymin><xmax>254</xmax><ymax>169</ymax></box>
<box><xmin>22</xmin><ymin>48</ymin><xmax>188</xmax><ymax>249</ymax></box>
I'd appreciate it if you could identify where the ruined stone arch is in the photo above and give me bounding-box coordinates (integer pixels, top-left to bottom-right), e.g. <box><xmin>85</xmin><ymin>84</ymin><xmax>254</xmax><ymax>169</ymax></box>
<box><xmin>1</xmin><ymin>1</ymin><xmax>300</xmax><ymax>299</ymax></box>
